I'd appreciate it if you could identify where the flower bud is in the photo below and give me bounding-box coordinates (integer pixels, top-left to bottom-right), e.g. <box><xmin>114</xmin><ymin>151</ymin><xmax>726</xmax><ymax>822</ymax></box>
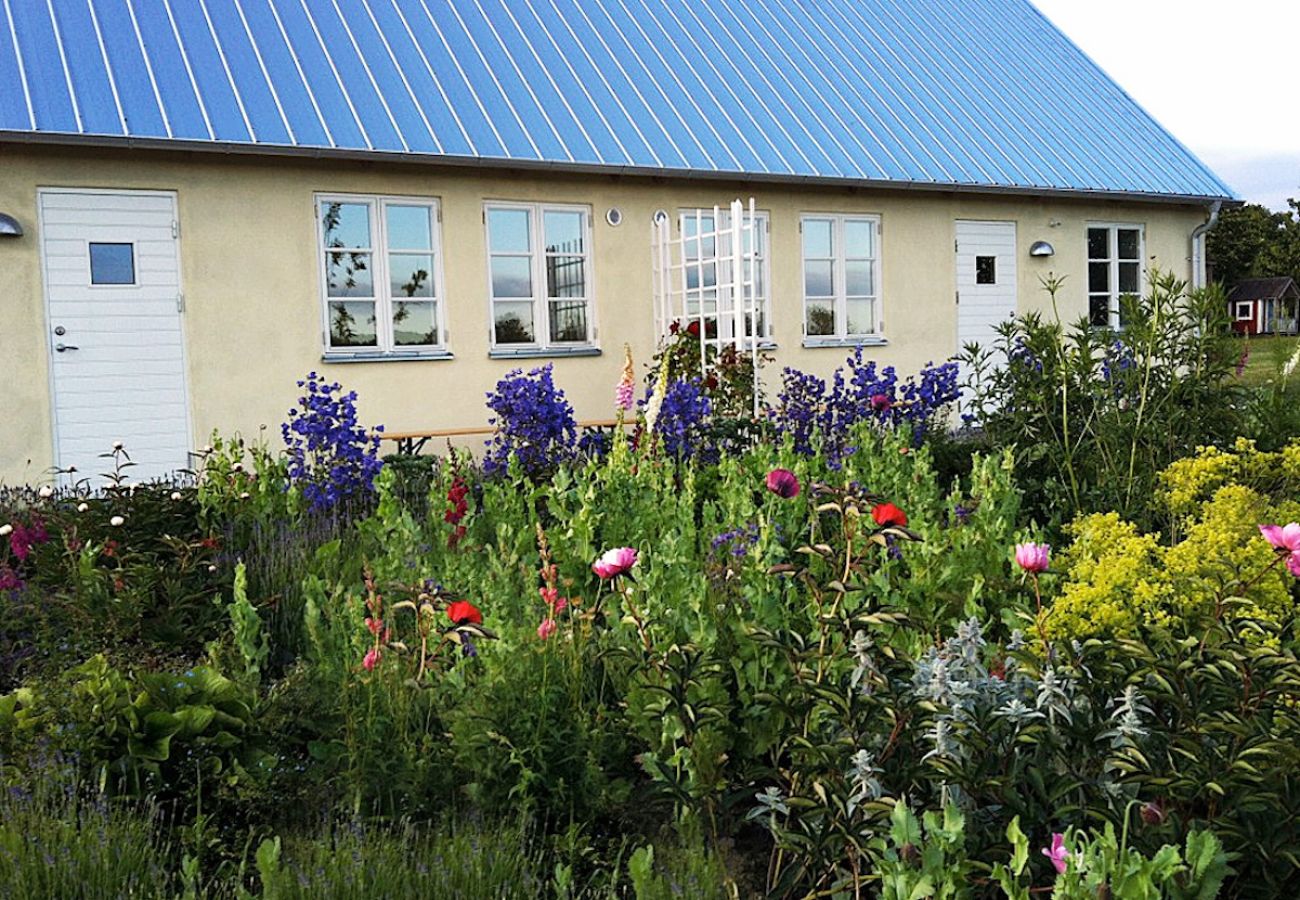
<box><xmin>0</xmin><ymin>524</ymin><xmax>11</xmax><ymax>537</ymax></box>
<box><xmin>38</xmin><ymin>485</ymin><xmax>54</xmax><ymax>499</ymax></box>
<box><xmin>110</xmin><ymin>515</ymin><xmax>125</xmax><ymax>527</ymax></box>
<box><xmin>77</xmin><ymin>503</ymin><xmax>89</xmax><ymax>513</ymax></box>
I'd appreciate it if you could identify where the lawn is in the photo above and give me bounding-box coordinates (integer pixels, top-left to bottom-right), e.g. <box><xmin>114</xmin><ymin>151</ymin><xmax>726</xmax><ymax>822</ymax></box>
<box><xmin>1233</xmin><ymin>333</ymin><xmax>1300</xmax><ymax>386</ymax></box>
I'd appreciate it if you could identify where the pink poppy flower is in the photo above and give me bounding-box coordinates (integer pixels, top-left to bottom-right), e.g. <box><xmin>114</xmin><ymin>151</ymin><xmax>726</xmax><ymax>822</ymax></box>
<box><xmin>537</xmin><ymin>618</ymin><xmax>558</xmax><ymax>640</ymax></box>
<box><xmin>765</xmin><ymin>468</ymin><xmax>801</xmax><ymax>499</ymax></box>
<box><xmin>362</xmin><ymin>646</ymin><xmax>382</xmax><ymax>672</ymax></box>
<box><xmin>1259</xmin><ymin>523</ymin><xmax>1300</xmax><ymax>554</ymax></box>
<box><xmin>593</xmin><ymin>547</ymin><xmax>638</xmax><ymax>580</ymax></box>
<box><xmin>1014</xmin><ymin>542</ymin><xmax>1051</xmax><ymax>574</ymax></box>
<box><xmin>1042</xmin><ymin>833</ymin><xmax>1068</xmax><ymax>875</ymax></box>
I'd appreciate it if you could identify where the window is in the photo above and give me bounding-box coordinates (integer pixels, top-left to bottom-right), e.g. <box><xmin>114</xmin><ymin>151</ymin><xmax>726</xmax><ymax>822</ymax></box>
<box><xmin>976</xmin><ymin>255</ymin><xmax>997</xmax><ymax>285</ymax></box>
<box><xmin>679</xmin><ymin>208</ymin><xmax>771</xmax><ymax>343</ymax></box>
<box><xmin>89</xmin><ymin>242</ymin><xmax>135</xmax><ymax>285</ymax></box>
<box><xmin>801</xmin><ymin>214</ymin><xmax>881</xmax><ymax>341</ymax></box>
<box><xmin>1087</xmin><ymin>224</ymin><xmax>1144</xmax><ymax>329</ymax></box>
<box><xmin>1236</xmin><ymin>302</ymin><xmax>1254</xmax><ymax>321</ymax></box>
<box><xmin>486</xmin><ymin>203</ymin><xmax>593</xmax><ymax>350</ymax></box>
<box><xmin>317</xmin><ymin>196</ymin><xmax>444</xmax><ymax>354</ymax></box>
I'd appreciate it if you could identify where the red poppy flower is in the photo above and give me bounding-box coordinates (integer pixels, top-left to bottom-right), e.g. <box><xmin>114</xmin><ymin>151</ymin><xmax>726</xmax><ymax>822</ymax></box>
<box><xmin>686</xmin><ymin>321</ymin><xmax>701</xmax><ymax>337</ymax></box>
<box><xmin>872</xmin><ymin>503</ymin><xmax>908</xmax><ymax>528</ymax></box>
<box><xmin>446</xmin><ymin>600</ymin><xmax>483</xmax><ymax>626</ymax></box>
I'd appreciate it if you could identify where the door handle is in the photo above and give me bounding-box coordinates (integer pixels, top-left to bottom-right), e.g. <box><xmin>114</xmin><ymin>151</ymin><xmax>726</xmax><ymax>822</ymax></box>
<box><xmin>55</xmin><ymin>343</ymin><xmax>79</xmax><ymax>353</ymax></box>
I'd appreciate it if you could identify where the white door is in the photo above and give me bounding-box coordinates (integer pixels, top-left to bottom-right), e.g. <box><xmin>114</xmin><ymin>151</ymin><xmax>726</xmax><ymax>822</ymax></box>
<box><xmin>40</xmin><ymin>189</ymin><xmax>192</xmax><ymax>484</ymax></box>
<box><xmin>956</xmin><ymin>220</ymin><xmax>1018</xmax><ymax>401</ymax></box>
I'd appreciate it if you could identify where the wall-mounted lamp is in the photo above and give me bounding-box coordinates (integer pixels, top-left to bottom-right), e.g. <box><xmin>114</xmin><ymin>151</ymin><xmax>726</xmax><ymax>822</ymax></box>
<box><xmin>1029</xmin><ymin>240</ymin><xmax>1055</xmax><ymax>257</ymax></box>
<box><xmin>0</xmin><ymin>213</ymin><xmax>22</xmax><ymax>238</ymax></box>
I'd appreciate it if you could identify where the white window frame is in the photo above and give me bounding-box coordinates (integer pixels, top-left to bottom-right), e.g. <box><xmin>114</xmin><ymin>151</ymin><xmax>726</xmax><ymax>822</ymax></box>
<box><xmin>800</xmin><ymin>213</ymin><xmax>884</xmax><ymax>345</ymax></box>
<box><xmin>1087</xmin><ymin>223</ymin><xmax>1145</xmax><ymax>330</ymax></box>
<box><xmin>1235</xmin><ymin>301</ymin><xmax>1254</xmax><ymax>322</ymax></box>
<box><xmin>315</xmin><ymin>193</ymin><xmax>447</xmax><ymax>357</ymax></box>
<box><xmin>485</xmin><ymin>201</ymin><xmax>596</xmax><ymax>354</ymax></box>
<box><xmin>676</xmin><ymin>207</ymin><xmax>773</xmax><ymax>345</ymax></box>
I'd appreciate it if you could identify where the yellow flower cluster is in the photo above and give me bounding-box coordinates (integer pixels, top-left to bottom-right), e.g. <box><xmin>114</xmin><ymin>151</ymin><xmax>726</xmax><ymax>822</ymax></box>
<box><xmin>1048</xmin><ymin>447</ymin><xmax>1300</xmax><ymax>642</ymax></box>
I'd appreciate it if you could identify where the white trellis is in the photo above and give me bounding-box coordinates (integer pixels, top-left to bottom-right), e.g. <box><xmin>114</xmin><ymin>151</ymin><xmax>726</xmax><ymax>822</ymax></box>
<box><xmin>651</xmin><ymin>198</ymin><xmax>763</xmax><ymax>417</ymax></box>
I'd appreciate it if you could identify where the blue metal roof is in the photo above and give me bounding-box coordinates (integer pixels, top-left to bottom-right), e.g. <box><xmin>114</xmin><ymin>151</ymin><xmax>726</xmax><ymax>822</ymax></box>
<box><xmin>0</xmin><ymin>0</ymin><xmax>1236</xmax><ymax>201</ymax></box>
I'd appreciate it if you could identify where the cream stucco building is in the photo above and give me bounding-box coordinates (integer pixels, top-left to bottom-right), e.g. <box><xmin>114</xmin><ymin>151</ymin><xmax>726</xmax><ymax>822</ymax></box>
<box><xmin>0</xmin><ymin>1</ymin><xmax>1234</xmax><ymax>484</ymax></box>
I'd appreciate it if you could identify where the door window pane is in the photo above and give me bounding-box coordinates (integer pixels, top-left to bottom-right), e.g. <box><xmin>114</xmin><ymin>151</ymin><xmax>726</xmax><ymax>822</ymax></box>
<box><xmin>89</xmin><ymin>243</ymin><xmax>135</xmax><ymax>285</ymax></box>
<box><xmin>488</xmin><ymin>208</ymin><xmax>531</xmax><ymax>252</ymax></box>
<box><xmin>321</xmin><ymin>201</ymin><xmax>371</xmax><ymax>249</ymax></box>
<box><xmin>386</xmin><ymin>205</ymin><xmax>432</xmax><ymax>250</ymax></box>
<box><xmin>329</xmin><ymin>300</ymin><xmax>378</xmax><ymax>346</ymax></box>
<box><xmin>975</xmin><ymin>255</ymin><xmax>996</xmax><ymax>285</ymax></box>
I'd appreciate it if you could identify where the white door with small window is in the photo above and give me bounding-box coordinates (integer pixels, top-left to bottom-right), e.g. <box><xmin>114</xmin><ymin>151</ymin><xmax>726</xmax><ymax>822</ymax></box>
<box><xmin>40</xmin><ymin>189</ymin><xmax>192</xmax><ymax>483</ymax></box>
<box><xmin>956</xmin><ymin>220</ymin><xmax>1018</xmax><ymax>380</ymax></box>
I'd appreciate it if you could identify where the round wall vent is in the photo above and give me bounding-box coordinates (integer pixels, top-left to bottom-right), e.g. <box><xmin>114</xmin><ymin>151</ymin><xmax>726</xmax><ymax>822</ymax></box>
<box><xmin>651</xmin><ymin>209</ymin><xmax>669</xmax><ymax>225</ymax></box>
<box><xmin>605</xmin><ymin>207</ymin><xmax>623</xmax><ymax>227</ymax></box>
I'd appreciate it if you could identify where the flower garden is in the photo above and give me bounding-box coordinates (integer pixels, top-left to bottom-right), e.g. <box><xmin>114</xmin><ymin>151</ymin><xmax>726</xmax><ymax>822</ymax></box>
<box><xmin>4</xmin><ymin>276</ymin><xmax>1300</xmax><ymax>898</ymax></box>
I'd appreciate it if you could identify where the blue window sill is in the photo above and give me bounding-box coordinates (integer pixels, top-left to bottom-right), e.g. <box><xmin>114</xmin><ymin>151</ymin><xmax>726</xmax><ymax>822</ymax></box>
<box><xmin>802</xmin><ymin>336</ymin><xmax>889</xmax><ymax>349</ymax></box>
<box><xmin>489</xmin><ymin>346</ymin><xmax>602</xmax><ymax>360</ymax></box>
<box><xmin>322</xmin><ymin>350</ymin><xmax>454</xmax><ymax>363</ymax></box>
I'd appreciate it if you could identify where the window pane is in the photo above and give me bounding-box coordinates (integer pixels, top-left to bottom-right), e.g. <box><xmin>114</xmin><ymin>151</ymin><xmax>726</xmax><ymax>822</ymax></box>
<box><xmin>322</xmin><ymin>201</ymin><xmax>371</xmax><ymax>249</ymax></box>
<box><xmin>549</xmin><ymin>299</ymin><xmax>588</xmax><ymax>342</ymax></box>
<box><xmin>806</xmin><ymin>301</ymin><xmax>835</xmax><ymax>336</ymax></box>
<box><xmin>1089</xmin><ymin>296</ymin><xmax>1110</xmax><ymax>328</ymax></box>
<box><xmin>488</xmin><ymin>208</ymin><xmax>531</xmax><ymax>253</ymax></box>
<box><xmin>844</xmin><ymin>219</ymin><xmax>875</xmax><ymax>257</ymax></box>
<box><xmin>1117</xmin><ymin>229</ymin><xmax>1140</xmax><ymax>260</ymax></box>
<box><xmin>546</xmin><ymin>255</ymin><xmax>585</xmax><ymax>298</ymax></box>
<box><xmin>846</xmin><ymin>259</ymin><xmax>875</xmax><ymax>296</ymax></box>
<box><xmin>386</xmin><ymin>205</ymin><xmax>432</xmax><ymax>250</ymax></box>
<box><xmin>326</xmin><ymin>251</ymin><xmax>373</xmax><ymax>297</ymax></box>
<box><xmin>543</xmin><ymin>210</ymin><xmax>585</xmax><ymax>254</ymax></box>
<box><xmin>491</xmin><ymin>256</ymin><xmax>533</xmax><ymax>298</ymax></box>
<box><xmin>328</xmin><ymin>300</ymin><xmax>378</xmax><ymax>347</ymax></box>
<box><xmin>1087</xmin><ymin>262</ymin><xmax>1109</xmax><ymax>294</ymax></box>
<box><xmin>1118</xmin><ymin>262</ymin><xmax>1140</xmax><ymax>294</ymax></box>
<box><xmin>976</xmin><ymin>255</ymin><xmax>996</xmax><ymax>285</ymax></box>
<box><xmin>89</xmin><ymin>242</ymin><xmax>135</xmax><ymax>285</ymax></box>
<box><xmin>803</xmin><ymin>218</ymin><xmax>832</xmax><ymax>257</ymax></box>
<box><xmin>742</xmin><ymin>258</ymin><xmax>765</xmax><ymax>296</ymax></box>
<box><xmin>804</xmin><ymin>259</ymin><xmax>833</xmax><ymax>297</ymax></box>
<box><xmin>392</xmin><ymin>300</ymin><xmax>437</xmax><ymax>346</ymax></box>
<box><xmin>494</xmin><ymin>301</ymin><xmax>535</xmax><ymax>344</ymax></box>
<box><xmin>847</xmin><ymin>297</ymin><xmax>875</xmax><ymax>335</ymax></box>
<box><xmin>1087</xmin><ymin>228</ymin><xmax>1108</xmax><ymax>260</ymax></box>
<box><xmin>683</xmin><ymin>221</ymin><xmax>716</xmax><ymax>260</ymax></box>
<box><xmin>389</xmin><ymin>253</ymin><xmax>434</xmax><ymax>297</ymax></box>
<box><xmin>687</xmin><ymin>261</ymin><xmax>718</xmax><ymax>290</ymax></box>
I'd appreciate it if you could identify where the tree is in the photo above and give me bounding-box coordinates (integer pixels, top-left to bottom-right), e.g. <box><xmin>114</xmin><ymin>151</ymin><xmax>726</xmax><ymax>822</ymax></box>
<box><xmin>1208</xmin><ymin>201</ymin><xmax>1300</xmax><ymax>287</ymax></box>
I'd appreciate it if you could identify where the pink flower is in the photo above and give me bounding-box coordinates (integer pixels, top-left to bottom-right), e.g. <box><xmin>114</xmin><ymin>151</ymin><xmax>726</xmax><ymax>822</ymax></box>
<box><xmin>554</xmin><ymin>597</ymin><xmax>568</xmax><ymax>614</ymax></box>
<box><xmin>1259</xmin><ymin>523</ymin><xmax>1300</xmax><ymax>554</ymax></box>
<box><xmin>1042</xmin><ymin>833</ymin><xmax>1068</xmax><ymax>875</ymax></box>
<box><xmin>593</xmin><ymin>547</ymin><xmax>638</xmax><ymax>580</ymax></box>
<box><xmin>765</xmin><ymin>468</ymin><xmax>801</xmax><ymax>499</ymax></box>
<box><xmin>540</xmin><ymin>586</ymin><xmax>559</xmax><ymax>606</ymax></box>
<box><xmin>615</xmin><ymin>345</ymin><xmax>636</xmax><ymax>412</ymax></box>
<box><xmin>537</xmin><ymin>618</ymin><xmax>558</xmax><ymax>640</ymax></box>
<box><xmin>1290</xmin><ymin>555</ymin><xmax>1300</xmax><ymax>578</ymax></box>
<box><xmin>365</xmin><ymin>617</ymin><xmax>384</xmax><ymax>636</ymax></box>
<box><xmin>870</xmin><ymin>393</ymin><xmax>893</xmax><ymax>412</ymax></box>
<box><xmin>1014</xmin><ymin>542</ymin><xmax>1051</xmax><ymax>574</ymax></box>
<box><xmin>362</xmin><ymin>646</ymin><xmax>382</xmax><ymax>672</ymax></box>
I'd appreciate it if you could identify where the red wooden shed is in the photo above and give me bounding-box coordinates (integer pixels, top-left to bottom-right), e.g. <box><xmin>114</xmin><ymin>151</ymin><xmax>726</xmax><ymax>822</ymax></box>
<box><xmin>1229</xmin><ymin>277</ymin><xmax>1300</xmax><ymax>336</ymax></box>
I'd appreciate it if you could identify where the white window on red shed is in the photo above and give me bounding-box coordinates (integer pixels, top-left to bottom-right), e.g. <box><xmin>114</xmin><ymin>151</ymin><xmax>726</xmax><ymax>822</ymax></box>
<box><xmin>1236</xmin><ymin>302</ymin><xmax>1254</xmax><ymax>321</ymax></box>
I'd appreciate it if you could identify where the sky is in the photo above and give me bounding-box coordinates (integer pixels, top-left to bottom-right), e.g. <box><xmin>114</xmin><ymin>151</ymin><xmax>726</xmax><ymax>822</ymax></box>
<box><xmin>1030</xmin><ymin>0</ymin><xmax>1300</xmax><ymax>211</ymax></box>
